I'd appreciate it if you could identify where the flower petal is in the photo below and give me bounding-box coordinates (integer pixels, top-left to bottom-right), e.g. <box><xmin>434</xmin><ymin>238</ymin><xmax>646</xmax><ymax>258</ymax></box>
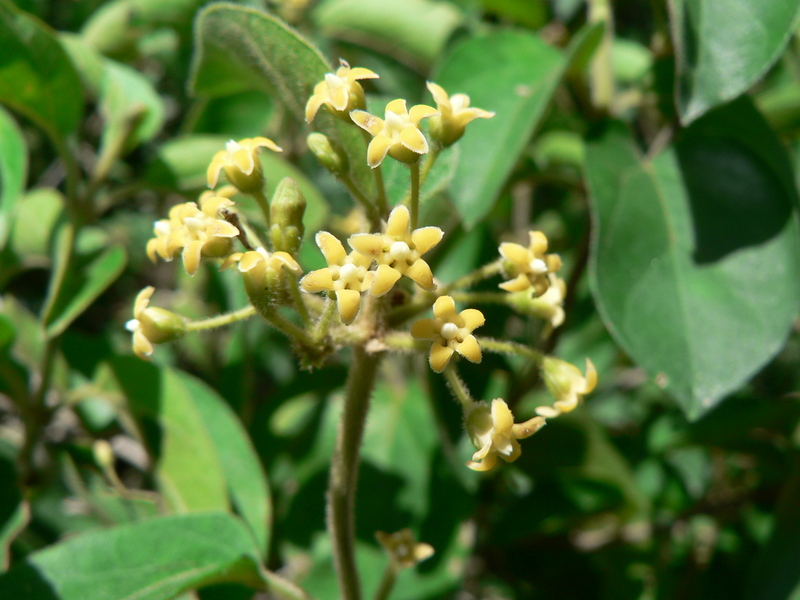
<box><xmin>404</xmin><ymin>259</ymin><xmax>435</xmax><ymax>291</ymax></box>
<box><xmin>432</xmin><ymin>295</ymin><xmax>457</xmax><ymax>319</ymax></box>
<box><xmin>231</xmin><ymin>146</ymin><xmax>255</xmax><ymax>175</ymax></box>
<box><xmin>466</xmin><ymin>452</ymin><xmax>497</xmax><ymax>472</ymax></box>
<box><xmin>350</xmin><ymin>110</ymin><xmax>384</xmax><ymax>136</ymax></box>
<box><xmin>499</xmin><ymin>274</ymin><xmax>531</xmax><ymax>292</ymax></box>
<box><xmin>237</xmin><ymin>250</ymin><xmax>264</xmax><ymax>273</ymax></box>
<box><xmin>582</xmin><ymin>358</ymin><xmax>598</xmax><ymax>394</ymax></box>
<box><xmin>206</xmin><ymin>151</ymin><xmax>226</xmax><ymax>188</ymax></box>
<box><xmin>182</xmin><ymin>240</ymin><xmax>204</xmax><ymax>276</ymax></box>
<box><xmin>410</xmin><ymin>318</ymin><xmax>438</xmax><ymax>340</ymax></box>
<box><xmin>490</xmin><ymin>398</ymin><xmax>514</xmax><ymax>432</ymax></box>
<box><xmin>411</xmin><ymin>226</ymin><xmax>443</xmax><ymax>255</ymax></box>
<box><xmin>426</xmin><ymin>81</ymin><xmax>450</xmax><ymax>108</ymax></box>
<box><xmin>499</xmin><ymin>242</ymin><xmax>529</xmax><ymax>265</ymax></box>
<box><xmin>459</xmin><ymin>308</ymin><xmax>485</xmax><ymax>332</ymax></box>
<box><xmin>535</xmin><ymin>405</ymin><xmax>560</xmax><ymax>418</ymax></box>
<box><xmin>271</xmin><ymin>251</ymin><xmax>303</xmax><ymax>275</ymax></box>
<box><xmin>301</xmin><ymin>268</ymin><xmax>335</xmax><ymax>292</ymax></box>
<box><xmin>456</xmin><ymin>334</ymin><xmax>482</xmax><ymax>364</ymax></box>
<box><xmin>348</xmin><ymin>67</ymin><xmax>379</xmax><ymax>81</ymax></box>
<box><xmin>512</xmin><ymin>416</ymin><xmax>546</xmax><ymax>439</ymax></box>
<box><xmin>335</xmin><ymin>289</ymin><xmax>362</xmax><ymax>324</ymax></box>
<box><xmin>386</xmin><ymin>205</ymin><xmax>410</xmax><ymax>237</ymax></box>
<box><xmin>399</xmin><ymin>126</ymin><xmax>428</xmax><ymax>155</ymax></box>
<box><xmin>408</xmin><ymin>103</ymin><xmax>438</xmax><ymax>124</ymax></box>
<box><xmin>316</xmin><ymin>231</ymin><xmax>347</xmax><ymax>266</ymax></box>
<box><xmin>133</xmin><ymin>329</ymin><xmax>154</xmax><ymax>359</ymax></box>
<box><xmin>370</xmin><ymin>264</ymin><xmax>401</xmax><ymax>297</ymax></box>
<box><xmin>367</xmin><ymin>135</ymin><xmax>393</xmax><ymax>168</ymax></box>
<box><xmin>529</xmin><ymin>230</ymin><xmax>548</xmax><ymax>255</ymax></box>
<box><xmin>249</xmin><ymin>136</ymin><xmax>282</xmax><ymax>153</ymax></box>
<box><xmin>429</xmin><ymin>342</ymin><xmax>454</xmax><ymax>372</ymax></box>
<box><xmin>348</xmin><ymin>233</ymin><xmax>384</xmax><ymax>260</ymax></box>
<box><xmin>385</xmin><ymin>98</ymin><xmax>408</xmax><ymax>116</ymax></box>
<box><xmin>305</xmin><ymin>92</ymin><xmax>326</xmax><ymax>123</ymax></box>
<box><xmin>133</xmin><ymin>286</ymin><xmax>155</xmax><ymax>317</ymax></box>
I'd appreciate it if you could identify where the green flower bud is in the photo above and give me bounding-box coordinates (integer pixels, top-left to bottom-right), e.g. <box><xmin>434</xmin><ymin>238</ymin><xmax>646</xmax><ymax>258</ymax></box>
<box><xmin>307</xmin><ymin>132</ymin><xmax>348</xmax><ymax>176</ymax></box>
<box><xmin>270</xmin><ymin>177</ymin><xmax>306</xmax><ymax>255</ymax></box>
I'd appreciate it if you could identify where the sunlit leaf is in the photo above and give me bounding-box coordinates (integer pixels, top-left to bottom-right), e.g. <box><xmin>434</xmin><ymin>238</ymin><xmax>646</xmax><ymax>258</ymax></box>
<box><xmin>0</xmin><ymin>106</ymin><xmax>26</xmax><ymax>249</ymax></box>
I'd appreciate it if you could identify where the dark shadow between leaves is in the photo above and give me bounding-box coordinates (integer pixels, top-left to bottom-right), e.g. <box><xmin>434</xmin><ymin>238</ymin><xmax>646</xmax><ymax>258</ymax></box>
<box><xmin>676</xmin><ymin>137</ymin><xmax>793</xmax><ymax>265</ymax></box>
<box><xmin>0</xmin><ymin>562</ymin><xmax>59</xmax><ymax>599</ymax></box>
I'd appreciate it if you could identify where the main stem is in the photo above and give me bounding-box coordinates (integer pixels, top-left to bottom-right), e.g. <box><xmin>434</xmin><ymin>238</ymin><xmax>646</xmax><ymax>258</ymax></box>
<box><xmin>328</xmin><ymin>346</ymin><xmax>382</xmax><ymax>600</ymax></box>
<box><xmin>409</xmin><ymin>162</ymin><xmax>420</xmax><ymax>230</ymax></box>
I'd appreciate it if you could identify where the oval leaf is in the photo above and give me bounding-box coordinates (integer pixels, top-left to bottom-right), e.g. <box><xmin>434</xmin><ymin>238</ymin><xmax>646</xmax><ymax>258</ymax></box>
<box><xmin>0</xmin><ymin>513</ymin><xmax>265</xmax><ymax>600</ymax></box>
<box><xmin>586</xmin><ymin>99</ymin><xmax>800</xmax><ymax>419</ymax></box>
<box><xmin>0</xmin><ymin>106</ymin><xmax>26</xmax><ymax>249</ymax></box>
<box><xmin>670</xmin><ymin>0</ymin><xmax>800</xmax><ymax>124</ymax></box>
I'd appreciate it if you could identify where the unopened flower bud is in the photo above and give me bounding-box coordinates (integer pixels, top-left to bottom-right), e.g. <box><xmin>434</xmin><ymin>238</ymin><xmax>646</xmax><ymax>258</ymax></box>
<box><xmin>270</xmin><ymin>177</ymin><xmax>306</xmax><ymax>255</ymax></box>
<box><xmin>307</xmin><ymin>133</ymin><xmax>348</xmax><ymax>176</ymax></box>
<box><xmin>537</xmin><ymin>357</ymin><xmax>597</xmax><ymax>418</ymax></box>
<box><xmin>127</xmin><ymin>287</ymin><xmax>188</xmax><ymax>359</ymax></box>
<box><xmin>93</xmin><ymin>439</ymin><xmax>115</xmax><ymax>469</ymax></box>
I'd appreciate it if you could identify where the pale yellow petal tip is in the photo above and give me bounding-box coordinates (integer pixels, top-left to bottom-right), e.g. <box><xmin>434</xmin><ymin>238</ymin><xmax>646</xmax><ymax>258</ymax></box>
<box><xmin>584</xmin><ymin>358</ymin><xmax>598</xmax><ymax>393</ymax></box>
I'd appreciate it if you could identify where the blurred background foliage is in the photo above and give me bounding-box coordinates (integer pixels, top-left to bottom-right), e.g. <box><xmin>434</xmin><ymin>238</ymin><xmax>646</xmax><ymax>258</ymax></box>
<box><xmin>0</xmin><ymin>0</ymin><xmax>799</xmax><ymax>598</ymax></box>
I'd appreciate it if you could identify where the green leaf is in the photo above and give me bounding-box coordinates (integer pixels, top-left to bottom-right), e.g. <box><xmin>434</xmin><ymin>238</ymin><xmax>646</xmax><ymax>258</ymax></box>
<box><xmin>0</xmin><ymin>106</ymin><xmax>26</xmax><ymax>250</ymax></box>
<box><xmin>45</xmin><ymin>244</ymin><xmax>127</xmax><ymax>338</ymax></box>
<box><xmin>434</xmin><ymin>24</ymin><xmax>603</xmax><ymax>227</ymax></box>
<box><xmin>190</xmin><ymin>4</ymin><xmax>373</xmax><ymax>197</ymax></box>
<box><xmin>670</xmin><ymin>0</ymin><xmax>800</xmax><ymax>124</ymax></box>
<box><xmin>178</xmin><ymin>372</ymin><xmax>272</xmax><ymax>557</ymax></box>
<box><xmin>0</xmin><ymin>513</ymin><xmax>266</xmax><ymax>600</ymax></box>
<box><xmin>312</xmin><ymin>0</ymin><xmax>464</xmax><ymax>66</ymax></box>
<box><xmin>146</xmin><ymin>134</ymin><xmax>328</xmax><ymax>237</ymax></box>
<box><xmin>107</xmin><ymin>358</ymin><xmax>230</xmax><ymax>513</ymax></box>
<box><xmin>9</xmin><ymin>188</ymin><xmax>64</xmax><ymax>262</ymax></box>
<box><xmin>0</xmin><ymin>1</ymin><xmax>83</xmax><ymax>147</ymax></box>
<box><xmin>585</xmin><ymin>99</ymin><xmax>800</xmax><ymax>419</ymax></box>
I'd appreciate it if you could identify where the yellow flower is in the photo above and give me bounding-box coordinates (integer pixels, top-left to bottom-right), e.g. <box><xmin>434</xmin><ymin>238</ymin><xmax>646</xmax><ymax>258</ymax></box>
<box><xmin>529</xmin><ymin>274</ymin><xmax>567</xmax><ymax>328</ymax></box>
<box><xmin>376</xmin><ymin>529</ymin><xmax>434</xmax><ymax>570</ymax></box>
<box><xmin>465</xmin><ymin>398</ymin><xmax>546</xmax><ymax>472</ymax></box>
<box><xmin>305</xmin><ymin>60</ymin><xmax>379</xmax><ymax>123</ymax></box>
<box><xmin>411</xmin><ymin>295</ymin><xmax>484</xmax><ymax>372</ymax></box>
<box><xmin>426</xmin><ymin>81</ymin><xmax>494</xmax><ymax>147</ymax></box>
<box><xmin>350</xmin><ymin>99</ymin><xmax>438</xmax><ymax>167</ymax></box>
<box><xmin>349</xmin><ymin>205</ymin><xmax>442</xmax><ymax>296</ymax></box>
<box><xmin>536</xmin><ymin>357</ymin><xmax>597</xmax><ymax>418</ymax></box>
<box><xmin>126</xmin><ymin>287</ymin><xmax>187</xmax><ymax>360</ymax></box>
<box><xmin>300</xmin><ymin>232</ymin><xmax>375</xmax><ymax>324</ymax></box>
<box><xmin>146</xmin><ymin>195</ymin><xmax>240</xmax><ymax>277</ymax></box>
<box><xmin>222</xmin><ymin>247</ymin><xmax>302</xmax><ymax>298</ymax></box>
<box><xmin>207</xmin><ymin>137</ymin><xmax>282</xmax><ymax>193</ymax></box>
<box><xmin>498</xmin><ymin>231</ymin><xmax>562</xmax><ymax>296</ymax></box>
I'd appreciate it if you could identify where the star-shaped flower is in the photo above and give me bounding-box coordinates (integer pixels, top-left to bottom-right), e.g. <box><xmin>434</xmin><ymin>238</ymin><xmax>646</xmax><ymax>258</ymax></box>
<box><xmin>465</xmin><ymin>398</ymin><xmax>546</xmax><ymax>472</ymax></box>
<box><xmin>305</xmin><ymin>60</ymin><xmax>379</xmax><ymax>123</ymax></box>
<box><xmin>126</xmin><ymin>287</ymin><xmax>187</xmax><ymax>360</ymax></box>
<box><xmin>349</xmin><ymin>205</ymin><xmax>442</xmax><ymax>296</ymax></box>
<box><xmin>536</xmin><ymin>357</ymin><xmax>597</xmax><ymax>418</ymax></box>
<box><xmin>498</xmin><ymin>231</ymin><xmax>562</xmax><ymax>296</ymax></box>
<box><xmin>222</xmin><ymin>247</ymin><xmax>302</xmax><ymax>298</ymax></box>
<box><xmin>411</xmin><ymin>295</ymin><xmax>484</xmax><ymax>372</ymax></box>
<box><xmin>146</xmin><ymin>195</ymin><xmax>240</xmax><ymax>277</ymax></box>
<box><xmin>350</xmin><ymin>99</ymin><xmax>438</xmax><ymax>167</ymax></box>
<box><xmin>528</xmin><ymin>274</ymin><xmax>567</xmax><ymax>328</ymax></box>
<box><xmin>300</xmin><ymin>232</ymin><xmax>375</xmax><ymax>324</ymax></box>
<box><xmin>376</xmin><ymin>529</ymin><xmax>434</xmax><ymax>571</ymax></box>
<box><xmin>207</xmin><ymin>137</ymin><xmax>282</xmax><ymax>193</ymax></box>
<box><xmin>426</xmin><ymin>81</ymin><xmax>494</xmax><ymax>147</ymax></box>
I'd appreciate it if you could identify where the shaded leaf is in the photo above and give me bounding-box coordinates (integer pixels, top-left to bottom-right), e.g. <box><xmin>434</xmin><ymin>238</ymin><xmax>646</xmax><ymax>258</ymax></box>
<box><xmin>179</xmin><ymin>372</ymin><xmax>272</xmax><ymax>557</ymax></box>
<box><xmin>0</xmin><ymin>1</ymin><xmax>83</xmax><ymax>146</ymax></box>
<box><xmin>0</xmin><ymin>513</ymin><xmax>265</xmax><ymax>600</ymax></box>
<box><xmin>585</xmin><ymin>99</ymin><xmax>800</xmax><ymax>418</ymax></box>
<box><xmin>670</xmin><ymin>0</ymin><xmax>800</xmax><ymax>124</ymax></box>
<box><xmin>190</xmin><ymin>4</ymin><xmax>373</xmax><ymax>196</ymax></box>
<box><xmin>0</xmin><ymin>106</ymin><xmax>26</xmax><ymax>249</ymax></box>
<box><xmin>434</xmin><ymin>24</ymin><xmax>603</xmax><ymax>227</ymax></box>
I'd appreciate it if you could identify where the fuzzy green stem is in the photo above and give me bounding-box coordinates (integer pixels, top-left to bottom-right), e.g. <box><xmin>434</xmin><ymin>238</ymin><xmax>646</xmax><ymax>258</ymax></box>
<box><xmin>251</xmin><ymin>189</ymin><xmax>272</xmax><ymax>234</ymax></box>
<box><xmin>185</xmin><ymin>306</ymin><xmax>256</xmax><ymax>332</ymax></box>
<box><xmin>328</xmin><ymin>346</ymin><xmax>382</xmax><ymax>600</ymax></box>
<box><xmin>419</xmin><ymin>147</ymin><xmax>439</xmax><ymax>187</ymax></box>
<box><xmin>262</xmin><ymin>307</ymin><xmax>314</xmax><ymax>347</ymax></box>
<box><xmin>408</xmin><ymin>161</ymin><xmax>421</xmax><ymax>230</ymax></box>
<box><xmin>313</xmin><ymin>295</ymin><xmax>339</xmax><ymax>344</ymax></box>
<box><xmin>439</xmin><ymin>259</ymin><xmax>504</xmax><ymax>295</ymax></box>
<box><xmin>286</xmin><ymin>273</ymin><xmax>312</xmax><ymax>327</ymax></box>
<box><xmin>449</xmin><ymin>291</ymin><xmax>509</xmax><ymax>306</ymax></box>
<box><xmin>361</xmin><ymin>130</ymin><xmax>389</xmax><ymax>218</ymax></box>
<box><xmin>478</xmin><ymin>337</ymin><xmax>544</xmax><ymax>362</ymax></box>
<box><xmin>442</xmin><ymin>364</ymin><xmax>475</xmax><ymax>410</ymax></box>
<box><xmin>383</xmin><ymin>331</ymin><xmax>425</xmax><ymax>353</ymax></box>
<box><xmin>372</xmin><ymin>564</ymin><xmax>397</xmax><ymax>600</ymax></box>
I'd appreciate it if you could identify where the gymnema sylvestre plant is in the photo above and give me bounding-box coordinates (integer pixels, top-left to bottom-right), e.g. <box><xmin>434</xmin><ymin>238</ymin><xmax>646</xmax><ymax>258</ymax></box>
<box><xmin>129</xmin><ymin>62</ymin><xmax>596</xmax><ymax>599</ymax></box>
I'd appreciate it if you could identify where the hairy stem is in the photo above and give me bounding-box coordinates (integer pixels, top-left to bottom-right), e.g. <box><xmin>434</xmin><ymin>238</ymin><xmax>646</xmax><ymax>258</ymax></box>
<box><xmin>185</xmin><ymin>306</ymin><xmax>256</xmax><ymax>332</ymax></box>
<box><xmin>409</xmin><ymin>161</ymin><xmax>421</xmax><ymax>230</ymax></box>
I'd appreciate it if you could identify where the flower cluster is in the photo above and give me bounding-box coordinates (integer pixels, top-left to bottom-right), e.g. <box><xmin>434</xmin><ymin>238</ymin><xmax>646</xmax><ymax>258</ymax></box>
<box><xmin>146</xmin><ymin>194</ymin><xmax>239</xmax><ymax>276</ymax></box>
<box><xmin>499</xmin><ymin>230</ymin><xmax>563</xmax><ymax>296</ymax></box>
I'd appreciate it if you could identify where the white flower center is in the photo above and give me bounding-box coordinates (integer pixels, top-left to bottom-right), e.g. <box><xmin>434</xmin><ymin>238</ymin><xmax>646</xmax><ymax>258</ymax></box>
<box><xmin>390</xmin><ymin>241</ymin><xmax>411</xmax><ymax>261</ymax></box>
<box><xmin>125</xmin><ymin>319</ymin><xmax>140</xmax><ymax>332</ymax></box>
<box><xmin>529</xmin><ymin>258</ymin><xmax>548</xmax><ymax>274</ymax></box>
<box><xmin>256</xmin><ymin>247</ymin><xmax>270</xmax><ymax>260</ymax></box>
<box><xmin>226</xmin><ymin>139</ymin><xmax>242</xmax><ymax>155</ymax></box>
<box><xmin>440</xmin><ymin>322</ymin><xmax>459</xmax><ymax>340</ymax></box>
<box><xmin>339</xmin><ymin>262</ymin><xmax>359</xmax><ymax>283</ymax></box>
<box><xmin>154</xmin><ymin>220</ymin><xmax>171</xmax><ymax>235</ymax></box>
<box><xmin>384</xmin><ymin>110</ymin><xmax>409</xmax><ymax>135</ymax></box>
<box><xmin>325</xmin><ymin>72</ymin><xmax>346</xmax><ymax>91</ymax></box>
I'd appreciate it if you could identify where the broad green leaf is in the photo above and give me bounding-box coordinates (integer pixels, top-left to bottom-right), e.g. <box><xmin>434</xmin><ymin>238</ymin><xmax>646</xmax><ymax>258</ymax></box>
<box><xmin>178</xmin><ymin>372</ymin><xmax>272</xmax><ymax>557</ymax></box>
<box><xmin>9</xmin><ymin>188</ymin><xmax>64</xmax><ymax>262</ymax></box>
<box><xmin>145</xmin><ymin>134</ymin><xmax>328</xmax><ymax>236</ymax></box>
<box><xmin>312</xmin><ymin>0</ymin><xmax>464</xmax><ymax>66</ymax></box>
<box><xmin>585</xmin><ymin>99</ymin><xmax>800</xmax><ymax>419</ymax></box>
<box><xmin>0</xmin><ymin>1</ymin><xmax>83</xmax><ymax>147</ymax></box>
<box><xmin>0</xmin><ymin>107</ymin><xmax>26</xmax><ymax>249</ymax></box>
<box><xmin>0</xmin><ymin>513</ymin><xmax>266</xmax><ymax>600</ymax></box>
<box><xmin>189</xmin><ymin>4</ymin><xmax>373</xmax><ymax>197</ymax></box>
<box><xmin>45</xmin><ymin>244</ymin><xmax>127</xmax><ymax>338</ymax></box>
<box><xmin>434</xmin><ymin>24</ymin><xmax>603</xmax><ymax>227</ymax></box>
<box><xmin>670</xmin><ymin>0</ymin><xmax>800</xmax><ymax>124</ymax></box>
<box><xmin>107</xmin><ymin>358</ymin><xmax>230</xmax><ymax>513</ymax></box>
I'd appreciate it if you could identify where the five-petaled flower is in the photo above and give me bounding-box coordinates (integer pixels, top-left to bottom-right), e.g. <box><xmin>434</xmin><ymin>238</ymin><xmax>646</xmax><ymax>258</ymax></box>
<box><xmin>536</xmin><ymin>357</ymin><xmax>597</xmax><ymax>418</ymax></box>
<box><xmin>426</xmin><ymin>81</ymin><xmax>495</xmax><ymax>147</ymax></box>
<box><xmin>207</xmin><ymin>137</ymin><xmax>282</xmax><ymax>193</ymax></box>
<box><xmin>349</xmin><ymin>205</ymin><xmax>443</xmax><ymax>296</ymax></box>
<box><xmin>222</xmin><ymin>247</ymin><xmax>302</xmax><ymax>299</ymax></box>
<box><xmin>465</xmin><ymin>398</ymin><xmax>546</xmax><ymax>471</ymax></box>
<box><xmin>300</xmin><ymin>232</ymin><xmax>376</xmax><ymax>324</ymax></box>
<box><xmin>498</xmin><ymin>230</ymin><xmax>562</xmax><ymax>296</ymax></box>
<box><xmin>305</xmin><ymin>60</ymin><xmax>379</xmax><ymax>123</ymax></box>
<box><xmin>376</xmin><ymin>529</ymin><xmax>434</xmax><ymax>571</ymax></box>
<box><xmin>126</xmin><ymin>287</ymin><xmax>187</xmax><ymax>360</ymax></box>
<box><xmin>411</xmin><ymin>295</ymin><xmax>484</xmax><ymax>373</ymax></box>
<box><xmin>350</xmin><ymin>99</ymin><xmax>438</xmax><ymax>167</ymax></box>
<box><xmin>146</xmin><ymin>195</ymin><xmax>240</xmax><ymax>277</ymax></box>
